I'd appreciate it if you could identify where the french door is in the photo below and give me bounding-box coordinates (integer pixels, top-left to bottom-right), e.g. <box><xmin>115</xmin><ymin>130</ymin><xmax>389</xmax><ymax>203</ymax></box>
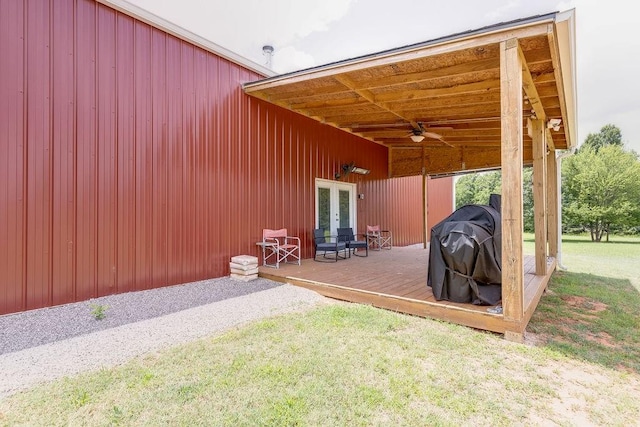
<box><xmin>315</xmin><ymin>179</ymin><xmax>356</xmax><ymax>236</ymax></box>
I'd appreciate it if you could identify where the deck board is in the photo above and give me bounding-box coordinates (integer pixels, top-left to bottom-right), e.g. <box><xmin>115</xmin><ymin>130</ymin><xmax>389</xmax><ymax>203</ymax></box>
<box><xmin>258</xmin><ymin>245</ymin><xmax>555</xmax><ymax>335</ymax></box>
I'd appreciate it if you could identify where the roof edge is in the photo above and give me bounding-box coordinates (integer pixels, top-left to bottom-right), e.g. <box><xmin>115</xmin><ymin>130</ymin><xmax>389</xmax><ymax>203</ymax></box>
<box><xmin>97</xmin><ymin>0</ymin><xmax>276</xmax><ymax>78</ymax></box>
<box><xmin>244</xmin><ymin>11</ymin><xmax>558</xmax><ymax>89</ymax></box>
<box><xmin>554</xmin><ymin>9</ymin><xmax>578</xmax><ymax>148</ymax></box>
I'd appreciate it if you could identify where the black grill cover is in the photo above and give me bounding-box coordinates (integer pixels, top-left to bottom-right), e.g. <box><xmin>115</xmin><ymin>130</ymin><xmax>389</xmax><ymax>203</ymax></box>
<box><xmin>427</xmin><ymin>204</ymin><xmax>502</xmax><ymax>305</ymax></box>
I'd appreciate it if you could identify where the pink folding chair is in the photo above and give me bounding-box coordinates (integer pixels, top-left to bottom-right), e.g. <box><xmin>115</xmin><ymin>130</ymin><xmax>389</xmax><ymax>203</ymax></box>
<box><xmin>366</xmin><ymin>225</ymin><xmax>392</xmax><ymax>250</ymax></box>
<box><xmin>261</xmin><ymin>228</ymin><xmax>301</xmax><ymax>268</ymax></box>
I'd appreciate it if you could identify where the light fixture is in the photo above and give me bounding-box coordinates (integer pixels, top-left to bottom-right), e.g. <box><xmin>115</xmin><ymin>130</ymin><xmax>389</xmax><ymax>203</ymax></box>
<box><xmin>547</xmin><ymin>118</ymin><xmax>562</xmax><ymax>131</ymax></box>
<box><xmin>335</xmin><ymin>162</ymin><xmax>370</xmax><ymax>179</ymax></box>
<box><xmin>351</xmin><ymin>166</ymin><xmax>370</xmax><ymax>175</ymax></box>
<box><xmin>410</xmin><ymin>128</ymin><xmax>425</xmax><ymax>143</ymax></box>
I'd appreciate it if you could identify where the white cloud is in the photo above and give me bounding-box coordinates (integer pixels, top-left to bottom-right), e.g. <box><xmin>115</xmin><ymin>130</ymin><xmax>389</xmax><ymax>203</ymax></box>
<box><xmin>574</xmin><ymin>0</ymin><xmax>640</xmax><ymax>151</ymax></box>
<box><xmin>484</xmin><ymin>0</ymin><xmax>522</xmax><ymax>21</ymax></box>
<box><xmin>128</xmin><ymin>0</ymin><xmax>354</xmax><ymax>65</ymax></box>
<box><xmin>271</xmin><ymin>46</ymin><xmax>317</xmax><ymax>73</ymax></box>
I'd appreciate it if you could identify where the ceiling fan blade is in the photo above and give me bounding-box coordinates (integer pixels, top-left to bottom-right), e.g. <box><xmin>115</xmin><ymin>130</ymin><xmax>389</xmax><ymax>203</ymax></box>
<box><xmin>422</xmin><ymin>131</ymin><xmax>444</xmax><ymax>140</ymax></box>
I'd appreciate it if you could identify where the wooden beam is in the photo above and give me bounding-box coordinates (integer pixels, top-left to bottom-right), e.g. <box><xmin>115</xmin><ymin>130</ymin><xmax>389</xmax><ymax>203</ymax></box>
<box><xmin>546</xmin><ymin>150</ymin><xmax>559</xmax><ymax>258</ymax></box>
<box><xmin>357</xmin><ymin>57</ymin><xmax>500</xmax><ymax>90</ymax></box>
<box><xmin>518</xmin><ymin>45</ymin><xmax>547</xmax><ymax>123</ymax></box>
<box><xmin>531</xmin><ymin>119</ymin><xmax>548</xmax><ymax>275</ymax></box>
<box><xmin>388</xmin><ymin>144</ymin><xmax>535</xmax><ymax>177</ymax></box>
<box><xmin>334</xmin><ymin>75</ymin><xmax>457</xmax><ymax>148</ymax></box>
<box><xmin>422</xmin><ymin>162</ymin><xmax>428</xmax><ymax>249</ymax></box>
<box><xmin>500</xmin><ymin>38</ymin><xmax>525</xmax><ymax>341</ymax></box>
<box><xmin>545</xmin><ymin>128</ymin><xmax>556</xmax><ymax>151</ymax></box>
<box><xmin>374</xmin><ymin>79</ymin><xmax>501</xmax><ymax>103</ymax></box>
<box><xmin>334</xmin><ymin>75</ymin><xmax>420</xmax><ymax>128</ymax></box>
<box><xmin>353</xmin><ymin>47</ymin><xmax>550</xmax><ymax>92</ymax></box>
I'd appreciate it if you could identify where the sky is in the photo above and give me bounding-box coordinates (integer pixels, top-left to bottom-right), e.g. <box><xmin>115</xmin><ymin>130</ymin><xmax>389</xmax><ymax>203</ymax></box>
<box><xmin>127</xmin><ymin>0</ymin><xmax>640</xmax><ymax>153</ymax></box>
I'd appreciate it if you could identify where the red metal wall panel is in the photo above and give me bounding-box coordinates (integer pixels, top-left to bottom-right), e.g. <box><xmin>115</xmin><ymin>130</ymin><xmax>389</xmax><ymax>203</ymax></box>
<box><xmin>96</xmin><ymin>7</ymin><xmax>117</xmax><ymax>298</ymax></box>
<box><xmin>75</xmin><ymin>0</ymin><xmax>98</xmax><ymax>303</ymax></box>
<box><xmin>427</xmin><ymin>176</ymin><xmax>455</xmax><ymax>235</ymax></box>
<box><xmin>51</xmin><ymin>1</ymin><xmax>76</xmax><ymax>306</ymax></box>
<box><xmin>116</xmin><ymin>13</ymin><xmax>136</xmax><ymax>293</ymax></box>
<box><xmin>133</xmin><ymin>21</ymin><xmax>153</xmax><ymax>291</ymax></box>
<box><xmin>0</xmin><ymin>0</ymin><xmax>452</xmax><ymax>314</ymax></box>
<box><xmin>0</xmin><ymin>0</ymin><xmax>26</xmax><ymax>314</ymax></box>
<box><xmin>25</xmin><ymin>0</ymin><xmax>52</xmax><ymax>310</ymax></box>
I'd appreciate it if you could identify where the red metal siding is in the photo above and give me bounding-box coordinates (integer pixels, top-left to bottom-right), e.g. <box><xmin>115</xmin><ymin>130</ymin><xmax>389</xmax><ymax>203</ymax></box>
<box><xmin>0</xmin><ymin>0</ymin><xmax>26</xmax><ymax>314</ymax></box>
<box><xmin>0</xmin><ymin>0</ymin><xmax>450</xmax><ymax>314</ymax></box>
<box><xmin>25</xmin><ymin>0</ymin><xmax>52</xmax><ymax>310</ymax></box>
<box><xmin>427</xmin><ymin>176</ymin><xmax>455</xmax><ymax>234</ymax></box>
<box><xmin>51</xmin><ymin>2</ymin><xmax>76</xmax><ymax>306</ymax></box>
<box><xmin>75</xmin><ymin>0</ymin><xmax>98</xmax><ymax>303</ymax></box>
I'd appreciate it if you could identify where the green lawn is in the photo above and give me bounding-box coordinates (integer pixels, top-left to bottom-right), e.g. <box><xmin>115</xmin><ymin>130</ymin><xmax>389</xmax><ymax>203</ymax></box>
<box><xmin>525</xmin><ymin>233</ymin><xmax>640</xmax><ymax>374</ymax></box>
<box><xmin>1</xmin><ymin>234</ymin><xmax>639</xmax><ymax>426</ymax></box>
<box><xmin>524</xmin><ymin>233</ymin><xmax>640</xmax><ymax>289</ymax></box>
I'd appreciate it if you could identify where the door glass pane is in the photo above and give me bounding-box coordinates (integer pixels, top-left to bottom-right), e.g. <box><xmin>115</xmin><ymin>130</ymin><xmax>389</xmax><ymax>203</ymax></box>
<box><xmin>318</xmin><ymin>187</ymin><xmax>331</xmax><ymax>231</ymax></box>
<box><xmin>339</xmin><ymin>189</ymin><xmax>350</xmax><ymax>228</ymax></box>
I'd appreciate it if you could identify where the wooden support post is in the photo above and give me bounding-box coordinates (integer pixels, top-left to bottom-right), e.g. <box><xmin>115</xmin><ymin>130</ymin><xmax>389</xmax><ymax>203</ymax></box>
<box><xmin>422</xmin><ymin>146</ymin><xmax>428</xmax><ymax>249</ymax></box>
<box><xmin>501</xmin><ymin>39</ymin><xmax>525</xmax><ymax>341</ymax></box>
<box><xmin>422</xmin><ymin>168</ymin><xmax>428</xmax><ymax>249</ymax></box>
<box><xmin>546</xmin><ymin>150</ymin><xmax>559</xmax><ymax>258</ymax></box>
<box><xmin>532</xmin><ymin>119</ymin><xmax>548</xmax><ymax>275</ymax></box>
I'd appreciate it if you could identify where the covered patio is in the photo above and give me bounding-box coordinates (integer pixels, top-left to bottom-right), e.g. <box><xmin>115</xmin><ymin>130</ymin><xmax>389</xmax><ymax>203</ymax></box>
<box><xmin>259</xmin><ymin>246</ymin><xmax>555</xmax><ymax>336</ymax></box>
<box><xmin>245</xmin><ymin>11</ymin><xmax>577</xmax><ymax>341</ymax></box>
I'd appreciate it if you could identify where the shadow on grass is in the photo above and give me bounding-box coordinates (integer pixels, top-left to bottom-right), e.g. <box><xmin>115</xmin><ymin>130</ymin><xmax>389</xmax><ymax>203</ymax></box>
<box><xmin>527</xmin><ymin>270</ymin><xmax>640</xmax><ymax>374</ymax></box>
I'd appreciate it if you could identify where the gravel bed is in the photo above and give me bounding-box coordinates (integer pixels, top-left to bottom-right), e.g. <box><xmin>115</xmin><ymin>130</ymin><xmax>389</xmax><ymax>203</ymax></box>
<box><xmin>0</xmin><ymin>277</ymin><xmax>281</xmax><ymax>355</ymax></box>
<box><xmin>0</xmin><ymin>279</ymin><xmax>328</xmax><ymax>399</ymax></box>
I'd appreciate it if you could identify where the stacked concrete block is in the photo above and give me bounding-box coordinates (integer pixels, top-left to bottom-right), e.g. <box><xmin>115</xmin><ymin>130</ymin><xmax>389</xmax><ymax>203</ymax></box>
<box><xmin>230</xmin><ymin>255</ymin><xmax>259</xmax><ymax>281</ymax></box>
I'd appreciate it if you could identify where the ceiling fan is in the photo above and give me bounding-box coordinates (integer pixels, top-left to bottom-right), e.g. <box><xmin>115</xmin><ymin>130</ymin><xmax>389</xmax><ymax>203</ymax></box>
<box><xmin>407</xmin><ymin>122</ymin><xmax>449</xmax><ymax>142</ymax></box>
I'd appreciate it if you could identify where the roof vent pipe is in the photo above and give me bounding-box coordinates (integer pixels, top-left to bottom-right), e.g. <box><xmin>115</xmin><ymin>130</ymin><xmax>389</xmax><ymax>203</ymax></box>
<box><xmin>262</xmin><ymin>45</ymin><xmax>274</xmax><ymax>69</ymax></box>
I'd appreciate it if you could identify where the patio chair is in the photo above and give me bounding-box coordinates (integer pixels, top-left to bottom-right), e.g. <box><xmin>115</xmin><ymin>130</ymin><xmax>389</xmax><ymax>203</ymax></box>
<box><xmin>261</xmin><ymin>228</ymin><xmax>300</xmax><ymax>268</ymax></box>
<box><xmin>366</xmin><ymin>225</ymin><xmax>392</xmax><ymax>250</ymax></box>
<box><xmin>337</xmin><ymin>227</ymin><xmax>368</xmax><ymax>257</ymax></box>
<box><xmin>313</xmin><ymin>228</ymin><xmax>348</xmax><ymax>262</ymax></box>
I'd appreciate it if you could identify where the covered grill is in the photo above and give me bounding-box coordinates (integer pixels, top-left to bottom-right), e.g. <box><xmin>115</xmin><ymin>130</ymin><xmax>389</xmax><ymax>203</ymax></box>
<box><xmin>428</xmin><ymin>199</ymin><xmax>502</xmax><ymax>305</ymax></box>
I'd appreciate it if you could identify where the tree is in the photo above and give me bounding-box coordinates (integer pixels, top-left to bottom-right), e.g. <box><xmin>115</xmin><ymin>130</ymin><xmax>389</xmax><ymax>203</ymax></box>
<box><xmin>454</xmin><ymin>169</ymin><xmax>535</xmax><ymax>232</ymax></box>
<box><xmin>522</xmin><ymin>168</ymin><xmax>534</xmax><ymax>233</ymax></box>
<box><xmin>581</xmin><ymin>124</ymin><xmax>623</xmax><ymax>153</ymax></box>
<box><xmin>562</xmin><ymin>144</ymin><xmax>640</xmax><ymax>241</ymax></box>
<box><xmin>455</xmin><ymin>171</ymin><xmax>501</xmax><ymax>207</ymax></box>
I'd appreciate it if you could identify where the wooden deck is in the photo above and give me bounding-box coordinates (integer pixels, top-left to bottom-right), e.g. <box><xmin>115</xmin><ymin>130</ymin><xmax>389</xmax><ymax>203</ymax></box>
<box><xmin>258</xmin><ymin>245</ymin><xmax>556</xmax><ymax>336</ymax></box>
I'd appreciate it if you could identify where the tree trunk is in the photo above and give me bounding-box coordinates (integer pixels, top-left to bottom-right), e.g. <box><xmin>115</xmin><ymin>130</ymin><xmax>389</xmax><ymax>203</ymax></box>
<box><xmin>594</xmin><ymin>220</ymin><xmax>603</xmax><ymax>242</ymax></box>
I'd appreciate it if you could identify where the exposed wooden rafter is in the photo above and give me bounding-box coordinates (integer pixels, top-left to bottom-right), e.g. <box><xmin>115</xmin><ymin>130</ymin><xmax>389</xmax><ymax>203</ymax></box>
<box><xmin>244</xmin><ymin>13</ymin><xmax>575</xmax><ymax>178</ymax></box>
<box><xmin>333</xmin><ymin>75</ymin><xmax>420</xmax><ymax>130</ymax></box>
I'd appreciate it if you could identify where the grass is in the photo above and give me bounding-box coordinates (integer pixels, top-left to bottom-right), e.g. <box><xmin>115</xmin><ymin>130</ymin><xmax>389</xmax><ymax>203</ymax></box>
<box><xmin>1</xmin><ymin>234</ymin><xmax>639</xmax><ymax>425</ymax></box>
<box><xmin>524</xmin><ymin>233</ymin><xmax>640</xmax><ymax>289</ymax></box>
<box><xmin>4</xmin><ymin>304</ymin><xmax>639</xmax><ymax>426</ymax></box>
<box><xmin>525</xmin><ymin>233</ymin><xmax>640</xmax><ymax>373</ymax></box>
<box><xmin>90</xmin><ymin>304</ymin><xmax>108</xmax><ymax>320</ymax></box>
<box><xmin>528</xmin><ymin>271</ymin><xmax>640</xmax><ymax>372</ymax></box>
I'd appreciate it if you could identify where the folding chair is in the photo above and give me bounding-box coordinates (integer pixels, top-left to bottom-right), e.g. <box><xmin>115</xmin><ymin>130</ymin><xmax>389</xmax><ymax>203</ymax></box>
<box><xmin>261</xmin><ymin>228</ymin><xmax>300</xmax><ymax>268</ymax></box>
<box><xmin>366</xmin><ymin>225</ymin><xmax>392</xmax><ymax>250</ymax></box>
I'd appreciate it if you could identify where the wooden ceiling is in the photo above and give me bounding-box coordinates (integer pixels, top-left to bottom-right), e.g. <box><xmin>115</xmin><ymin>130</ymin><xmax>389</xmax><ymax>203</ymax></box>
<box><xmin>244</xmin><ymin>12</ymin><xmax>576</xmax><ymax>177</ymax></box>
